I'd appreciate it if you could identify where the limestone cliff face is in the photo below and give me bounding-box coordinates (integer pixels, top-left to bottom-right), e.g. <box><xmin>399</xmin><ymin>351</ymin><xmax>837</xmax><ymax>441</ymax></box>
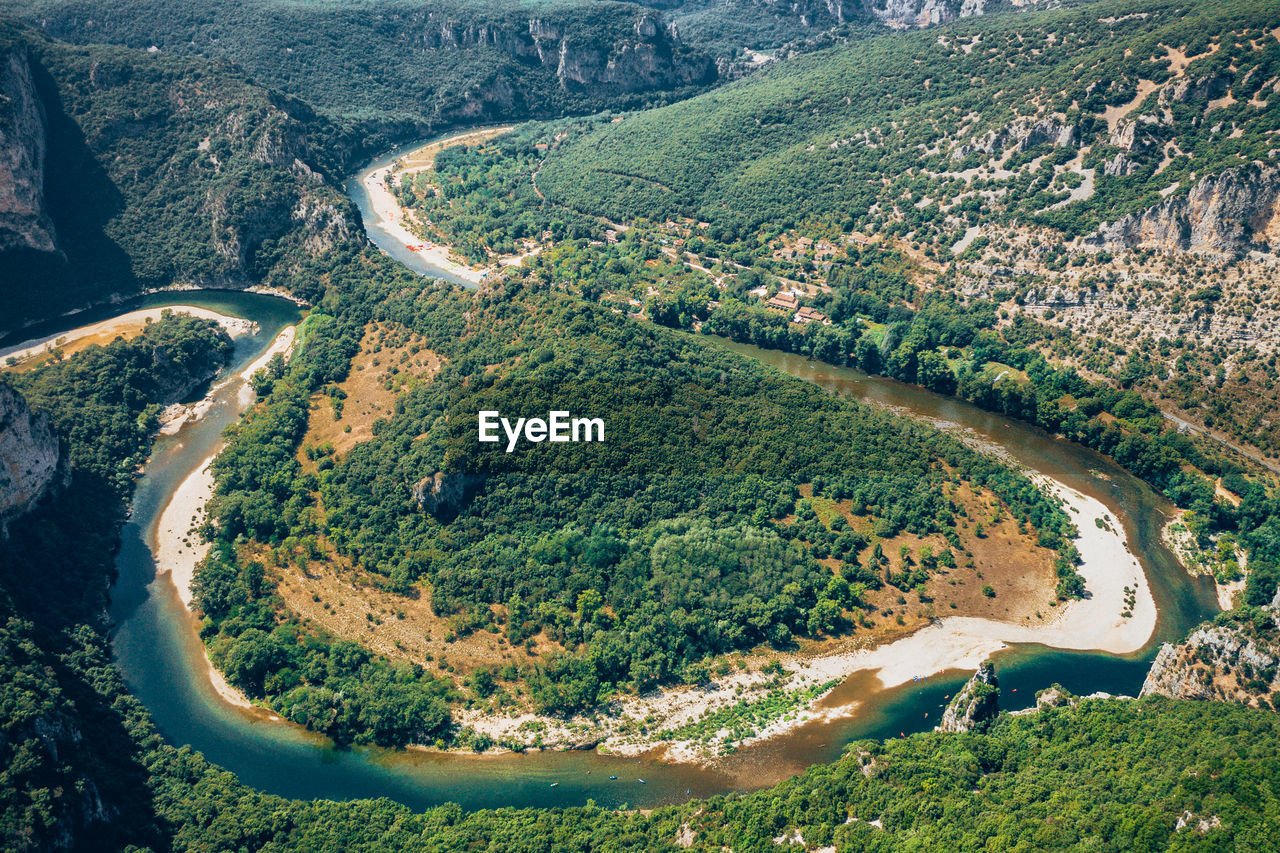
<box><xmin>1090</xmin><ymin>164</ymin><xmax>1280</xmax><ymax>257</ymax></box>
<box><xmin>0</xmin><ymin>44</ymin><xmax>57</xmax><ymax>254</ymax></box>
<box><xmin>414</xmin><ymin>10</ymin><xmax>713</xmax><ymax>99</ymax></box>
<box><xmin>413</xmin><ymin>471</ymin><xmax>481</xmax><ymax>519</ymax></box>
<box><xmin>936</xmin><ymin>660</ymin><xmax>1000</xmax><ymax>732</ymax></box>
<box><xmin>199</xmin><ymin>98</ymin><xmax>354</xmax><ymax>287</ymax></box>
<box><xmin>751</xmin><ymin>0</ymin><xmax>1055</xmax><ymax>29</ymax></box>
<box><xmin>0</xmin><ymin>382</ymin><xmax>67</xmax><ymax>534</ymax></box>
<box><xmin>1140</xmin><ymin>591</ymin><xmax>1280</xmax><ymax>710</ymax></box>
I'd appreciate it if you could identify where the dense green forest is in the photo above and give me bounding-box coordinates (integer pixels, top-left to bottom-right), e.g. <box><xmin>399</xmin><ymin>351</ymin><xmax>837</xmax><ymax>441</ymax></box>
<box><xmin>0</xmin><ymin>19</ymin><xmax>358</xmax><ymax>333</ymax></box>
<box><xmin>5</xmin><ymin>271</ymin><xmax>1280</xmax><ymax>853</ymax></box>
<box><xmin>11</xmin><ymin>0</ymin><xmax>717</xmax><ymax>129</ymax></box>
<box><xmin>535</xmin><ymin>0</ymin><xmax>1280</xmax><ymax>245</ymax></box>
<box><xmin>0</xmin><ymin>315</ymin><xmax>231</xmax><ymax>848</ymax></box>
<box><xmin>5</xmin><ymin>313</ymin><xmax>232</xmax><ymax>495</ymax></box>
<box><xmin>483</xmin><ymin>214</ymin><xmax>1280</xmax><ymax>613</ymax></box>
<box><xmin>395</xmin><ymin>0</ymin><xmax>1280</xmax><ymax>613</ymax></box>
<box><xmin>194</xmin><ymin>261</ymin><xmax>1078</xmax><ymax>733</ymax></box>
<box><xmin>6</xmin><ymin>0</ymin><xmax>1280</xmax><ymax>849</ymax></box>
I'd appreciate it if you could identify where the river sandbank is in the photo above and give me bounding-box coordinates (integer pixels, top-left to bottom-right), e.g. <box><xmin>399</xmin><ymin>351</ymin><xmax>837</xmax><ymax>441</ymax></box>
<box><xmin>361</xmin><ymin>164</ymin><xmax>488</xmax><ymax>284</ymax></box>
<box><xmin>361</xmin><ymin>127</ymin><xmax>529</xmax><ymax>285</ymax></box>
<box><xmin>152</xmin><ymin>325</ymin><xmax>296</xmax><ymax>708</ymax></box>
<box><xmin>1</xmin><ymin>306</ymin><xmax>258</xmax><ymax>367</ymax></box>
<box><xmin>452</xmin><ymin>475</ymin><xmax>1156</xmax><ymax>764</ymax></box>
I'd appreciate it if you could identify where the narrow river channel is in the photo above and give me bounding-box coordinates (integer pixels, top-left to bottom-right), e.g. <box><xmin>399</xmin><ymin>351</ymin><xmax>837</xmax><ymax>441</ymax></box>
<box><xmin>0</xmin><ymin>138</ymin><xmax>1220</xmax><ymax>812</ymax></box>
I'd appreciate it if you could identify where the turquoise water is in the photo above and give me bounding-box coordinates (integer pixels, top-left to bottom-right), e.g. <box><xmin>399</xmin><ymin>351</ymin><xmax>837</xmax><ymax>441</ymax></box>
<box><xmin>58</xmin><ymin>149</ymin><xmax>1219</xmax><ymax>811</ymax></box>
<box><xmin>94</xmin><ymin>293</ymin><xmax>1216</xmax><ymax>810</ymax></box>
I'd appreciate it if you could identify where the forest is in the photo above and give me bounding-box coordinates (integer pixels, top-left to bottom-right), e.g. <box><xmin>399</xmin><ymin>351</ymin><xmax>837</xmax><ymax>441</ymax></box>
<box><xmin>4</xmin><ymin>313</ymin><xmax>232</xmax><ymax>495</ymax></box>
<box><xmin>0</xmin><ymin>19</ymin><xmax>359</xmax><ymax>334</ymax></box>
<box><xmin>193</xmin><ymin>263</ymin><xmax>1078</xmax><ymax>731</ymax></box>
<box><xmin>11</xmin><ymin>0</ymin><xmax>718</xmax><ymax>130</ymax></box>
<box><xmin>5</xmin><ymin>278</ymin><xmax>1280</xmax><ymax>853</ymax></box>
<box><xmin>494</xmin><ymin>226</ymin><xmax>1280</xmax><ymax>611</ymax></box>
<box><xmin>5</xmin><ymin>0</ymin><xmax>1280</xmax><ymax>849</ymax></box>
<box><xmin>535</xmin><ymin>0</ymin><xmax>1280</xmax><ymax>248</ymax></box>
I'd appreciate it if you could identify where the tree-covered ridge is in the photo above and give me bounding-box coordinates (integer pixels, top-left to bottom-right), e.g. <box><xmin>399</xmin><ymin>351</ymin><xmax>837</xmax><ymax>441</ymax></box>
<box><xmin>0</xmin><ymin>19</ymin><xmax>359</xmax><ymax>333</ymax></box>
<box><xmin>193</xmin><ymin>263</ymin><xmax>1077</xmax><ymax>735</ymax></box>
<box><xmin>143</xmin><ymin>699</ymin><xmax>1280</xmax><ymax>850</ymax></box>
<box><xmin>535</xmin><ymin>0</ymin><xmax>1280</xmax><ymax>244</ymax></box>
<box><xmin>4</xmin><ymin>312</ymin><xmax>233</xmax><ymax>496</ymax></box>
<box><xmin>13</xmin><ymin>0</ymin><xmax>717</xmax><ymax>129</ymax></box>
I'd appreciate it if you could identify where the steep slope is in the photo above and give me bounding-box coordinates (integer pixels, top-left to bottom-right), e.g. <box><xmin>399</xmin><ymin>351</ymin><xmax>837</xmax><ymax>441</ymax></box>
<box><xmin>521</xmin><ymin>0</ymin><xmax>1280</xmax><ymax>461</ymax></box>
<box><xmin>0</xmin><ymin>43</ymin><xmax>56</xmax><ymax>254</ymax></box>
<box><xmin>1142</xmin><ymin>589</ymin><xmax>1280</xmax><ymax>710</ymax></box>
<box><xmin>0</xmin><ymin>316</ymin><xmax>234</xmax><ymax>851</ymax></box>
<box><xmin>0</xmin><ymin>20</ymin><xmax>357</xmax><ymax>335</ymax></box>
<box><xmin>538</xmin><ymin>0</ymin><xmax>1280</xmax><ymax>242</ymax></box>
<box><xmin>0</xmin><ymin>382</ymin><xmax>65</xmax><ymax>535</ymax></box>
<box><xmin>14</xmin><ymin>0</ymin><xmax>717</xmax><ymax>129</ymax></box>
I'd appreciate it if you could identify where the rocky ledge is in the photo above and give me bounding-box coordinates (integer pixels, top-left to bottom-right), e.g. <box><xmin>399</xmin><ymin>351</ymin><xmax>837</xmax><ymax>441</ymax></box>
<box><xmin>1141</xmin><ymin>589</ymin><xmax>1280</xmax><ymax>711</ymax></box>
<box><xmin>1089</xmin><ymin>164</ymin><xmax>1280</xmax><ymax>257</ymax></box>
<box><xmin>0</xmin><ymin>382</ymin><xmax>67</xmax><ymax>534</ymax></box>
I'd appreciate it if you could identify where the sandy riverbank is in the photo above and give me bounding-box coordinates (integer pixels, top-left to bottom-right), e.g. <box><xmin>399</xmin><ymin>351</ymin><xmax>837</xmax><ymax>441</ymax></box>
<box><xmin>1</xmin><ymin>306</ymin><xmax>257</xmax><ymax>366</ymax></box>
<box><xmin>455</xmin><ymin>475</ymin><xmax>1156</xmax><ymax>764</ymax></box>
<box><xmin>362</xmin><ymin>127</ymin><xmax>533</xmax><ymax>285</ymax></box>
<box><xmin>152</xmin><ymin>325</ymin><xmax>295</xmax><ymax>708</ymax></box>
<box><xmin>362</xmin><ymin>164</ymin><xmax>490</xmax><ymax>285</ymax></box>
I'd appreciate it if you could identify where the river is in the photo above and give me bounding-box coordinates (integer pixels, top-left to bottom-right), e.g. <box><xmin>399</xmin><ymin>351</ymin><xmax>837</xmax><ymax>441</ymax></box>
<box><xmin>2</xmin><ymin>138</ymin><xmax>1219</xmax><ymax>813</ymax></box>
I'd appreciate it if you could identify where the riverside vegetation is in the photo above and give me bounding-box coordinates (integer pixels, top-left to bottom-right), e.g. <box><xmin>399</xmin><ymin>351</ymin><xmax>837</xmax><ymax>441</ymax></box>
<box><xmin>4</xmin><ymin>0</ymin><xmax>1280</xmax><ymax>850</ymax></box>
<box><xmin>404</xmin><ymin>0</ymin><xmax>1280</xmax><ymax>461</ymax></box>
<box><xmin>395</xmin><ymin>0</ymin><xmax>1280</xmax><ymax>617</ymax></box>
<box><xmin>195</xmin><ymin>263</ymin><xmax>1080</xmax><ymax>742</ymax></box>
<box><xmin>6</xmin><ymin>246</ymin><xmax>1280</xmax><ymax>853</ymax></box>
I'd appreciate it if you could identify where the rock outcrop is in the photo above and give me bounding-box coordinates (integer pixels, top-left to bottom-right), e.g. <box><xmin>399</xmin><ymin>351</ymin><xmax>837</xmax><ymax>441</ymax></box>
<box><xmin>0</xmin><ymin>382</ymin><xmax>67</xmax><ymax>534</ymax></box>
<box><xmin>0</xmin><ymin>44</ymin><xmax>57</xmax><ymax>254</ymax></box>
<box><xmin>413</xmin><ymin>471</ymin><xmax>480</xmax><ymax>518</ymax></box>
<box><xmin>1089</xmin><ymin>164</ymin><xmax>1280</xmax><ymax>256</ymax></box>
<box><xmin>1140</xmin><ymin>590</ymin><xmax>1280</xmax><ymax>710</ymax></box>
<box><xmin>936</xmin><ymin>660</ymin><xmax>1000</xmax><ymax>732</ymax></box>
<box><xmin>857</xmin><ymin>0</ymin><xmax>1056</xmax><ymax>29</ymax></box>
<box><xmin>949</xmin><ymin>116</ymin><xmax>1077</xmax><ymax>161</ymax></box>
<box><xmin>413</xmin><ymin>10</ymin><xmax>714</xmax><ymax>98</ymax></box>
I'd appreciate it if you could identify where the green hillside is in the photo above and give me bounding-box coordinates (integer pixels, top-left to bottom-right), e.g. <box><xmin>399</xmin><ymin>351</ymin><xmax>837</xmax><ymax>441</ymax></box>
<box><xmin>537</xmin><ymin>0</ymin><xmax>1280</xmax><ymax>242</ymax></box>
<box><xmin>4</xmin><ymin>1</ymin><xmax>1280</xmax><ymax>850</ymax></box>
<box><xmin>194</xmin><ymin>270</ymin><xmax>1077</xmax><ymax>740</ymax></box>
<box><xmin>0</xmin><ymin>20</ymin><xmax>359</xmax><ymax>334</ymax></box>
<box><xmin>13</xmin><ymin>0</ymin><xmax>717</xmax><ymax>128</ymax></box>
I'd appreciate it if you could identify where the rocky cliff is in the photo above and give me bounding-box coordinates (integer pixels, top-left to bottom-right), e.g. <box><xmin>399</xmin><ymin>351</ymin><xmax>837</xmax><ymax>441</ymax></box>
<box><xmin>0</xmin><ymin>382</ymin><xmax>67</xmax><ymax>535</ymax></box>
<box><xmin>0</xmin><ymin>19</ymin><xmax>363</xmax><ymax>332</ymax></box>
<box><xmin>1141</xmin><ymin>590</ymin><xmax>1280</xmax><ymax>711</ymax></box>
<box><xmin>416</xmin><ymin>11</ymin><xmax>713</xmax><ymax>97</ymax></box>
<box><xmin>1090</xmin><ymin>164</ymin><xmax>1280</xmax><ymax>257</ymax></box>
<box><xmin>936</xmin><ymin>660</ymin><xmax>1001</xmax><ymax>732</ymax></box>
<box><xmin>0</xmin><ymin>44</ymin><xmax>57</xmax><ymax>254</ymax></box>
<box><xmin>727</xmin><ymin>0</ymin><xmax>1056</xmax><ymax>30</ymax></box>
<box><xmin>25</xmin><ymin>1</ymin><xmax>717</xmax><ymax>128</ymax></box>
<box><xmin>413</xmin><ymin>471</ymin><xmax>481</xmax><ymax>519</ymax></box>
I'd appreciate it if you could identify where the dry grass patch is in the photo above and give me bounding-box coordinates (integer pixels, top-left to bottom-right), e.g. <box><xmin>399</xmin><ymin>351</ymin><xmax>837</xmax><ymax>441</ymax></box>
<box><xmin>267</xmin><ymin>541</ymin><xmax>563</xmax><ymax>683</ymax></box>
<box><xmin>797</xmin><ymin>478</ymin><xmax>1059</xmax><ymax>642</ymax></box>
<box><xmin>299</xmin><ymin>322</ymin><xmax>444</xmax><ymax>464</ymax></box>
